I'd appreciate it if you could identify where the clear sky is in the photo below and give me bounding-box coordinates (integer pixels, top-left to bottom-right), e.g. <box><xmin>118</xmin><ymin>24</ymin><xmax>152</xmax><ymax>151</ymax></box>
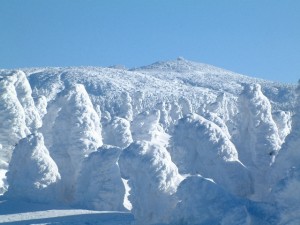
<box><xmin>0</xmin><ymin>0</ymin><xmax>299</xmax><ymax>83</ymax></box>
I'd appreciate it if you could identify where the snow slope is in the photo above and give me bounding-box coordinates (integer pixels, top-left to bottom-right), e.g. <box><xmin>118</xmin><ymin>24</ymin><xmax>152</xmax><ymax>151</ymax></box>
<box><xmin>0</xmin><ymin>58</ymin><xmax>298</xmax><ymax>224</ymax></box>
<box><xmin>0</xmin><ymin>197</ymin><xmax>133</xmax><ymax>225</ymax></box>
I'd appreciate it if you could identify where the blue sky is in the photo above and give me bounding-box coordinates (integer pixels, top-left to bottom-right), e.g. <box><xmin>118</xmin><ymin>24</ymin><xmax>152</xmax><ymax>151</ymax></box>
<box><xmin>0</xmin><ymin>0</ymin><xmax>299</xmax><ymax>83</ymax></box>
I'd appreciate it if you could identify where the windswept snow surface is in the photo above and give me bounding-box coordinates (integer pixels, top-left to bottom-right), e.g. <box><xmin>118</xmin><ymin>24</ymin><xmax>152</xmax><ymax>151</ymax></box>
<box><xmin>0</xmin><ymin>197</ymin><xmax>133</xmax><ymax>225</ymax></box>
<box><xmin>0</xmin><ymin>58</ymin><xmax>299</xmax><ymax>224</ymax></box>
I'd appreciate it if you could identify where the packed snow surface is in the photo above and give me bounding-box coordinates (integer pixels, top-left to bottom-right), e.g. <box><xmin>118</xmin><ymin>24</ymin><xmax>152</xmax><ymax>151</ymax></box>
<box><xmin>0</xmin><ymin>58</ymin><xmax>299</xmax><ymax>224</ymax></box>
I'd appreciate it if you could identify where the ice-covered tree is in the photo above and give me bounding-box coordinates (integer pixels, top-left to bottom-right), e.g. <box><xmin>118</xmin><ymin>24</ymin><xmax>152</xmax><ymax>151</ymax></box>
<box><xmin>75</xmin><ymin>145</ymin><xmax>125</xmax><ymax>211</ymax></box>
<box><xmin>13</xmin><ymin>70</ymin><xmax>42</xmax><ymax>131</ymax></box>
<box><xmin>119</xmin><ymin>141</ymin><xmax>182</xmax><ymax>225</ymax></box>
<box><xmin>118</xmin><ymin>92</ymin><xmax>133</xmax><ymax>121</ymax></box>
<box><xmin>270</xmin><ymin>82</ymin><xmax>300</xmax><ymax>223</ymax></box>
<box><xmin>0</xmin><ymin>72</ymin><xmax>30</xmax><ymax>161</ymax></box>
<box><xmin>235</xmin><ymin>83</ymin><xmax>281</xmax><ymax>200</ymax></box>
<box><xmin>103</xmin><ymin>117</ymin><xmax>133</xmax><ymax>149</ymax></box>
<box><xmin>49</xmin><ymin>84</ymin><xmax>103</xmax><ymax>202</ymax></box>
<box><xmin>171</xmin><ymin>113</ymin><xmax>253</xmax><ymax>197</ymax></box>
<box><xmin>6</xmin><ymin>133</ymin><xmax>60</xmax><ymax>203</ymax></box>
<box><xmin>156</xmin><ymin>101</ymin><xmax>171</xmax><ymax>130</ymax></box>
<box><xmin>178</xmin><ymin>96</ymin><xmax>192</xmax><ymax>116</ymax></box>
<box><xmin>206</xmin><ymin>92</ymin><xmax>235</xmax><ymax>122</ymax></box>
<box><xmin>120</xmin><ymin>109</ymin><xmax>182</xmax><ymax>224</ymax></box>
<box><xmin>0</xmin><ymin>70</ymin><xmax>41</xmax><ymax>194</ymax></box>
<box><xmin>131</xmin><ymin>110</ymin><xmax>170</xmax><ymax>147</ymax></box>
<box><xmin>272</xmin><ymin>110</ymin><xmax>292</xmax><ymax>143</ymax></box>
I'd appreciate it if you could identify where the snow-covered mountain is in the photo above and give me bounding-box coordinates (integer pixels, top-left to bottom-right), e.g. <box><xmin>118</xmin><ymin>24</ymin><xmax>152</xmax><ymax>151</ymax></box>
<box><xmin>0</xmin><ymin>58</ymin><xmax>299</xmax><ymax>225</ymax></box>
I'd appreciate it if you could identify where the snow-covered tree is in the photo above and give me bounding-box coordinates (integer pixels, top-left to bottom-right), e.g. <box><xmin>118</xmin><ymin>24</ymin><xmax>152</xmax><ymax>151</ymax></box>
<box><xmin>0</xmin><ymin>72</ymin><xmax>30</xmax><ymax>161</ymax></box>
<box><xmin>49</xmin><ymin>84</ymin><xmax>103</xmax><ymax>202</ymax></box>
<box><xmin>119</xmin><ymin>141</ymin><xmax>182</xmax><ymax>225</ymax></box>
<box><xmin>103</xmin><ymin>117</ymin><xmax>133</xmax><ymax>149</ymax></box>
<box><xmin>156</xmin><ymin>101</ymin><xmax>171</xmax><ymax>130</ymax></box>
<box><xmin>0</xmin><ymin>71</ymin><xmax>41</xmax><ymax>194</ymax></box>
<box><xmin>13</xmin><ymin>70</ymin><xmax>42</xmax><ymax>131</ymax></box>
<box><xmin>235</xmin><ymin>83</ymin><xmax>281</xmax><ymax>200</ymax></box>
<box><xmin>75</xmin><ymin>145</ymin><xmax>125</xmax><ymax>211</ymax></box>
<box><xmin>6</xmin><ymin>133</ymin><xmax>60</xmax><ymax>203</ymax></box>
<box><xmin>131</xmin><ymin>110</ymin><xmax>170</xmax><ymax>147</ymax></box>
<box><xmin>270</xmin><ymin>82</ymin><xmax>300</xmax><ymax>223</ymax></box>
<box><xmin>120</xmin><ymin>108</ymin><xmax>182</xmax><ymax>224</ymax></box>
<box><xmin>178</xmin><ymin>97</ymin><xmax>192</xmax><ymax>116</ymax></box>
<box><xmin>171</xmin><ymin>113</ymin><xmax>252</xmax><ymax>197</ymax></box>
<box><xmin>118</xmin><ymin>92</ymin><xmax>133</xmax><ymax>121</ymax></box>
<box><xmin>272</xmin><ymin>110</ymin><xmax>292</xmax><ymax>143</ymax></box>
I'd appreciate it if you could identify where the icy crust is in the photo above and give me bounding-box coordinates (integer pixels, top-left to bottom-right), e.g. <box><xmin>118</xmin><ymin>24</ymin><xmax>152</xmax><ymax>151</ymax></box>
<box><xmin>6</xmin><ymin>133</ymin><xmax>60</xmax><ymax>203</ymax></box>
<box><xmin>172</xmin><ymin>175</ymin><xmax>250</xmax><ymax>225</ymax></box>
<box><xmin>173</xmin><ymin>175</ymin><xmax>278</xmax><ymax>225</ymax></box>
<box><xmin>272</xmin><ymin>168</ymin><xmax>300</xmax><ymax>225</ymax></box>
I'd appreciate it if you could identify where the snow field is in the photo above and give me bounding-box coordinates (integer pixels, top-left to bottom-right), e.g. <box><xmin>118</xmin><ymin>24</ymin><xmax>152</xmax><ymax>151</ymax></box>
<box><xmin>0</xmin><ymin>59</ymin><xmax>298</xmax><ymax>224</ymax></box>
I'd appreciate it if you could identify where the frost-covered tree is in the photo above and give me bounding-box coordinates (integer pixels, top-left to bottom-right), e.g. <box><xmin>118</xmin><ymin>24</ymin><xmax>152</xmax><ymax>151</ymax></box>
<box><xmin>133</xmin><ymin>91</ymin><xmax>144</xmax><ymax>114</ymax></box>
<box><xmin>270</xmin><ymin>82</ymin><xmax>300</xmax><ymax>223</ymax></box>
<box><xmin>178</xmin><ymin>96</ymin><xmax>192</xmax><ymax>116</ymax></box>
<box><xmin>171</xmin><ymin>113</ymin><xmax>253</xmax><ymax>197</ymax></box>
<box><xmin>169</xmin><ymin>101</ymin><xmax>182</xmax><ymax>121</ymax></box>
<box><xmin>120</xmin><ymin>108</ymin><xmax>182</xmax><ymax>224</ymax></box>
<box><xmin>103</xmin><ymin>117</ymin><xmax>132</xmax><ymax>149</ymax></box>
<box><xmin>272</xmin><ymin>110</ymin><xmax>292</xmax><ymax>143</ymax></box>
<box><xmin>235</xmin><ymin>84</ymin><xmax>281</xmax><ymax>165</ymax></box>
<box><xmin>272</xmin><ymin>83</ymin><xmax>300</xmax><ymax>181</ymax></box>
<box><xmin>203</xmin><ymin>111</ymin><xmax>231</xmax><ymax>139</ymax></box>
<box><xmin>156</xmin><ymin>101</ymin><xmax>171</xmax><ymax>130</ymax></box>
<box><xmin>206</xmin><ymin>92</ymin><xmax>235</xmax><ymax>122</ymax></box>
<box><xmin>0</xmin><ymin>71</ymin><xmax>41</xmax><ymax>194</ymax></box>
<box><xmin>75</xmin><ymin>145</ymin><xmax>125</xmax><ymax>211</ymax></box>
<box><xmin>235</xmin><ymin>83</ymin><xmax>281</xmax><ymax>200</ymax></box>
<box><xmin>49</xmin><ymin>84</ymin><xmax>103</xmax><ymax>202</ymax></box>
<box><xmin>131</xmin><ymin>110</ymin><xmax>170</xmax><ymax>147</ymax></box>
<box><xmin>119</xmin><ymin>141</ymin><xmax>182</xmax><ymax>225</ymax></box>
<box><xmin>6</xmin><ymin>133</ymin><xmax>60</xmax><ymax>203</ymax></box>
<box><xmin>118</xmin><ymin>92</ymin><xmax>133</xmax><ymax>121</ymax></box>
<box><xmin>35</xmin><ymin>95</ymin><xmax>48</xmax><ymax>119</ymax></box>
<box><xmin>0</xmin><ymin>72</ymin><xmax>30</xmax><ymax>161</ymax></box>
<box><xmin>13</xmin><ymin>71</ymin><xmax>42</xmax><ymax>131</ymax></box>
